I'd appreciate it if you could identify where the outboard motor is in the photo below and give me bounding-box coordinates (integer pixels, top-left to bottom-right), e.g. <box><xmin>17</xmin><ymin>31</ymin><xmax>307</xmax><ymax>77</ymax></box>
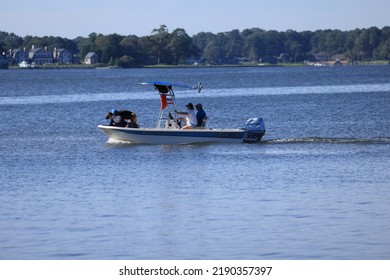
<box><xmin>243</xmin><ymin>117</ymin><xmax>265</xmax><ymax>143</ymax></box>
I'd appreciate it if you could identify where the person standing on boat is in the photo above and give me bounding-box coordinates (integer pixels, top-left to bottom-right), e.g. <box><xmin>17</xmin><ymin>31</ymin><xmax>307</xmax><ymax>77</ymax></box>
<box><xmin>175</xmin><ymin>103</ymin><xmax>197</xmax><ymax>129</ymax></box>
<box><xmin>195</xmin><ymin>103</ymin><xmax>207</xmax><ymax>127</ymax></box>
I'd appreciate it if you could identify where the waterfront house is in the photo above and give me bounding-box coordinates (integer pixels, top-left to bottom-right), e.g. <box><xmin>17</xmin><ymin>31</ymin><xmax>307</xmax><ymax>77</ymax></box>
<box><xmin>29</xmin><ymin>46</ymin><xmax>53</xmax><ymax>65</ymax></box>
<box><xmin>84</xmin><ymin>52</ymin><xmax>99</xmax><ymax>64</ymax></box>
<box><xmin>53</xmin><ymin>48</ymin><xmax>73</xmax><ymax>64</ymax></box>
<box><xmin>12</xmin><ymin>49</ymin><xmax>29</xmax><ymax>64</ymax></box>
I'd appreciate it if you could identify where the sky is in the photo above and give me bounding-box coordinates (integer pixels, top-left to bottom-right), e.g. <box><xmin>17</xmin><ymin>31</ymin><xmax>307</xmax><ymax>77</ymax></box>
<box><xmin>1</xmin><ymin>0</ymin><xmax>389</xmax><ymax>38</ymax></box>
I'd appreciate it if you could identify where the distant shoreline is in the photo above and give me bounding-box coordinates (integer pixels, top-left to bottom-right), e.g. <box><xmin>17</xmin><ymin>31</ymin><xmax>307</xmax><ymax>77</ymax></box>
<box><xmin>5</xmin><ymin>60</ymin><xmax>389</xmax><ymax>70</ymax></box>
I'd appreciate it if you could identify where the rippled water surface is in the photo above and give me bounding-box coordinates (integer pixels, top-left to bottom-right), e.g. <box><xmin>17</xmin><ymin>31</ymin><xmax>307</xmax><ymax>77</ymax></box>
<box><xmin>1</xmin><ymin>66</ymin><xmax>389</xmax><ymax>259</ymax></box>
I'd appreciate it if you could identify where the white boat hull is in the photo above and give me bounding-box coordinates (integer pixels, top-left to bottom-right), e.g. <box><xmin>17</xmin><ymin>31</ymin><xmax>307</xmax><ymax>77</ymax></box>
<box><xmin>98</xmin><ymin>125</ymin><xmax>264</xmax><ymax>144</ymax></box>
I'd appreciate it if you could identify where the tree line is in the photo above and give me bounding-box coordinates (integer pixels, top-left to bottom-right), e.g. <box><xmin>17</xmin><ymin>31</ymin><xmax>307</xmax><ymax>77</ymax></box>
<box><xmin>1</xmin><ymin>25</ymin><xmax>390</xmax><ymax>66</ymax></box>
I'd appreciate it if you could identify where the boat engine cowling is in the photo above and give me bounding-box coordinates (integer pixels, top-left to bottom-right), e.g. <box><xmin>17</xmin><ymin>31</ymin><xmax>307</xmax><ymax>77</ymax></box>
<box><xmin>243</xmin><ymin>117</ymin><xmax>265</xmax><ymax>143</ymax></box>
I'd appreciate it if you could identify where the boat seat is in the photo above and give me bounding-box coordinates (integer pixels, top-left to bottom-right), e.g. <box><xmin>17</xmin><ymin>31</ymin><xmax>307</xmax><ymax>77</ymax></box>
<box><xmin>200</xmin><ymin>116</ymin><xmax>208</xmax><ymax>127</ymax></box>
<box><xmin>191</xmin><ymin>116</ymin><xmax>209</xmax><ymax>129</ymax></box>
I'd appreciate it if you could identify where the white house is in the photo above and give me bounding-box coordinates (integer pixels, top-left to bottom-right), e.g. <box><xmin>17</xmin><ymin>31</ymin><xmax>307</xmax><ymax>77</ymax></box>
<box><xmin>84</xmin><ymin>52</ymin><xmax>99</xmax><ymax>64</ymax></box>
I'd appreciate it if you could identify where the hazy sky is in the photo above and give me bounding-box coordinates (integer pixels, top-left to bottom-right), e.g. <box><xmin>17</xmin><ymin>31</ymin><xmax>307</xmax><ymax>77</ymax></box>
<box><xmin>1</xmin><ymin>0</ymin><xmax>389</xmax><ymax>38</ymax></box>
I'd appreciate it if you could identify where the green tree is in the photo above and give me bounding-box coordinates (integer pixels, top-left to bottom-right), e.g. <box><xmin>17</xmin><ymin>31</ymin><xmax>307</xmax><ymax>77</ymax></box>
<box><xmin>354</xmin><ymin>27</ymin><xmax>381</xmax><ymax>60</ymax></box>
<box><xmin>377</xmin><ymin>26</ymin><xmax>390</xmax><ymax>59</ymax></box>
<box><xmin>0</xmin><ymin>31</ymin><xmax>23</xmax><ymax>50</ymax></box>
<box><xmin>264</xmin><ymin>30</ymin><xmax>285</xmax><ymax>57</ymax></box>
<box><xmin>23</xmin><ymin>36</ymin><xmax>44</xmax><ymax>49</ymax></box>
<box><xmin>203</xmin><ymin>40</ymin><xmax>223</xmax><ymax>64</ymax></box>
<box><xmin>284</xmin><ymin>30</ymin><xmax>305</xmax><ymax>62</ymax></box>
<box><xmin>118</xmin><ymin>55</ymin><xmax>135</xmax><ymax>67</ymax></box>
<box><xmin>78</xmin><ymin>33</ymin><xmax>98</xmax><ymax>59</ymax></box>
<box><xmin>242</xmin><ymin>28</ymin><xmax>266</xmax><ymax>62</ymax></box>
<box><xmin>192</xmin><ymin>32</ymin><xmax>216</xmax><ymax>53</ymax></box>
<box><xmin>166</xmin><ymin>28</ymin><xmax>194</xmax><ymax>64</ymax></box>
<box><xmin>138</xmin><ymin>35</ymin><xmax>158</xmax><ymax>64</ymax></box>
<box><xmin>120</xmin><ymin>35</ymin><xmax>141</xmax><ymax>65</ymax></box>
<box><xmin>323</xmin><ymin>30</ymin><xmax>345</xmax><ymax>56</ymax></box>
<box><xmin>377</xmin><ymin>39</ymin><xmax>390</xmax><ymax>60</ymax></box>
<box><xmin>344</xmin><ymin>29</ymin><xmax>360</xmax><ymax>62</ymax></box>
<box><xmin>224</xmin><ymin>29</ymin><xmax>243</xmax><ymax>61</ymax></box>
<box><xmin>95</xmin><ymin>33</ymin><xmax>123</xmax><ymax>64</ymax></box>
<box><xmin>151</xmin><ymin>25</ymin><xmax>170</xmax><ymax>64</ymax></box>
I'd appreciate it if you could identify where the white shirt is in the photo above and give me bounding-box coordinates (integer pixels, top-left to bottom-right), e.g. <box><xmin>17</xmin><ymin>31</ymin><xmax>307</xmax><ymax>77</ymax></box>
<box><xmin>186</xmin><ymin>109</ymin><xmax>197</xmax><ymax>126</ymax></box>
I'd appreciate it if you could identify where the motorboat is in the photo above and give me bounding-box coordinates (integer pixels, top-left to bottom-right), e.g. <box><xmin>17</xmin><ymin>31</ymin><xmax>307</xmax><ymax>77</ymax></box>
<box><xmin>98</xmin><ymin>81</ymin><xmax>265</xmax><ymax>144</ymax></box>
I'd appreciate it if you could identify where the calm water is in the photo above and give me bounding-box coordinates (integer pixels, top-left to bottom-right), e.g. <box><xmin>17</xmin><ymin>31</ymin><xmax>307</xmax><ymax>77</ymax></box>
<box><xmin>0</xmin><ymin>66</ymin><xmax>389</xmax><ymax>259</ymax></box>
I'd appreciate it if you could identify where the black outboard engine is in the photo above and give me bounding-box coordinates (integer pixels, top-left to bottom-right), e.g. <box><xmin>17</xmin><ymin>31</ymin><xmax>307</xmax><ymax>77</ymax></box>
<box><xmin>243</xmin><ymin>117</ymin><xmax>265</xmax><ymax>143</ymax></box>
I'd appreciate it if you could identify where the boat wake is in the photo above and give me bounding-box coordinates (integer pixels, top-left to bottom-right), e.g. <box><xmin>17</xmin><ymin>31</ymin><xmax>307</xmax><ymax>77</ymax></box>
<box><xmin>106</xmin><ymin>138</ymin><xmax>135</xmax><ymax>145</ymax></box>
<box><xmin>104</xmin><ymin>137</ymin><xmax>390</xmax><ymax>146</ymax></box>
<box><xmin>264</xmin><ymin>137</ymin><xmax>390</xmax><ymax>144</ymax></box>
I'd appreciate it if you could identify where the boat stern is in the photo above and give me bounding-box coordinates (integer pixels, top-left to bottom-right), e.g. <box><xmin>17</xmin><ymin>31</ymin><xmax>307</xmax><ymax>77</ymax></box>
<box><xmin>243</xmin><ymin>117</ymin><xmax>265</xmax><ymax>143</ymax></box>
